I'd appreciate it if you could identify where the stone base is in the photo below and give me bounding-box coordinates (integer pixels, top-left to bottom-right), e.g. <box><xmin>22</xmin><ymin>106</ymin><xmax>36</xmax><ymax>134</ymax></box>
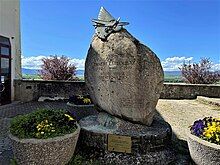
<box><xmin>79</xmin><ymin>113</ymin><xmax>175</xmax><ymax>164</ymax></box>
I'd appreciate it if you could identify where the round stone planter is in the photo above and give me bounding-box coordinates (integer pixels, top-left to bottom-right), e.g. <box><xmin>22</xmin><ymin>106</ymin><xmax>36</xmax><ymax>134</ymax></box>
<box><xmin>9</xmin><ymin>124</ymin><xmax>80</xmax><ymax>165</ymax></box>
<box><xmin>187</xmin><ymin>130</ymin><xmax>220</xmax><ymax>165</ymax></box>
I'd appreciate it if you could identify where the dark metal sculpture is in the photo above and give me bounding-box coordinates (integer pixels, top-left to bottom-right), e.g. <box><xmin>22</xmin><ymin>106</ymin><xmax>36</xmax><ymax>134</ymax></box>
<box><xmin>92</xmin><ymin>7</ymin><xmax>129</xmax><ymax>40</ymax></box>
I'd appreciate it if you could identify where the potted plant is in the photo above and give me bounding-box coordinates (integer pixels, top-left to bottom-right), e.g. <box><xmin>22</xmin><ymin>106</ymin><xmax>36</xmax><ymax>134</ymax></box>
<box><xmin>187</xmin><ymin>117</ymin><xmax>220</xmax><ymax>165</ymax></box>
<box><xmin>68</xmin><ymin>94</ymin><xmax>93</xmax><ymax>107</ymax></box>
<box><xmin>9</xmin><ymin>109</ymin><xmax>80</xmax><ymax>165</ymax></box>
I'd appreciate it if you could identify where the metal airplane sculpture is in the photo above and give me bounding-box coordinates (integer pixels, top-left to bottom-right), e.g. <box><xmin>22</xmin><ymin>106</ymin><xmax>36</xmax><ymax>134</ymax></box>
<box><xmin>92</xmin><ymin>7</ymin><xmax>129</xmax><ymax>40</ymax></box>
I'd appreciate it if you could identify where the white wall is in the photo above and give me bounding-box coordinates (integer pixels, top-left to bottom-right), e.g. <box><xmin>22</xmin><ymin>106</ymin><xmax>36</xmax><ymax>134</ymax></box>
<box><xmin>0</xmin><ymin>0</ymin><xmax>21</xmax><ymax>100</ymax></box>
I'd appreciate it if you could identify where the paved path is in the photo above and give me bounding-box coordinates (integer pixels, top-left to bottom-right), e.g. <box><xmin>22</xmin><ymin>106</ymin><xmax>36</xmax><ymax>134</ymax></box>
<box><xmin>0</xmin><ymin>99</ymin><xmax>219</xmax><ymax>164</ymax></box>
<box><xmin>0</xmin><ymin>102</ymin><xmax>73</xmax><ymax>118</ymax></box>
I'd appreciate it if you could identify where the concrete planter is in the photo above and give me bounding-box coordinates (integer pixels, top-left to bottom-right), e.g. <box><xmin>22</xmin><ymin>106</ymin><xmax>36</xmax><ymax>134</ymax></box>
<box><xmin>9</xmin><ymin>124</ymin><xmax>80</xmax><ymax>165</ymax></box>
<box><xmin>187</xmin><ymin>130</ymin><xmax>220</xmax><ymax>165</ymax></box>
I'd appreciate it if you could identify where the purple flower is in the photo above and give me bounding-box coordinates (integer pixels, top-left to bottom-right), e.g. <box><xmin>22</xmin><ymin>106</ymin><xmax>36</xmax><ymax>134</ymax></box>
<box><xmin>191</xmin><ymin>119</ymin><xmax>205</xmax><ymax>137</ymax></box>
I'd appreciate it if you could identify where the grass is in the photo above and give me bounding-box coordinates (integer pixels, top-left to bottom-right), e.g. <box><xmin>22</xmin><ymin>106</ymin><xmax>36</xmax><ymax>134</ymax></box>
<box><xmin>22</xmin><ymin>74</ymin><xmax>41</xmax><ymax>79</ymax></box>
<box><xmin>22</xmin><ymin>74</ymin><xmax>183</xmax><ymax>83</ymax></box>
<box><xmin>67</xmin><ymin>154</ymin><xmax>102</xmax><ymax>165</ymax></box>
<box><xmin>164</xmin><ymin>75</ymin><xmax>183</xmax><ymax>83</ymax></box>
<box><xmin>10</xmin><ymin>154</ymin><xmax>102</xmax><ymax>165</ymax></box>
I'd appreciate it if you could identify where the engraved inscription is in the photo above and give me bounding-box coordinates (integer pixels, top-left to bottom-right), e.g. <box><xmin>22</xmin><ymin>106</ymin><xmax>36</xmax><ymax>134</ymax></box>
<box><xmin>93</xmin><ymin>53</ymin><xmax>136</xmax><ymax>81</ymax></box>
<box><xmin>108</xmin><ymin>134</ymin><xmax>132</xmax><ymax>153</ymax></box>
<box><xmin>93</xmin><ymin>53</ymin><xmax>136</xmax><ymax>68</ymax></box>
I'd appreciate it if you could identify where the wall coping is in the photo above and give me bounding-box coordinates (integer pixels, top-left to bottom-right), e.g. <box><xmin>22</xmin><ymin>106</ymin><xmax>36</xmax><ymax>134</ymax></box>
<box><xmin>16</xmin><ymin>79</ymin><xmax>220</xmax><ymax>87</ymax></box>
<box><xmin>164</xmin><ymin>83</ymin><xmax>220</xmax><ymax>87</ymax></box>
<box><xmin>17</xmin><ymin>79</ymin><xmax>85</xmax><ymax>83</ymax></box>
<box><xmin>14</xmin><ymin>79</ymin><xmax>220</xmax><ymax>101</ymax></box>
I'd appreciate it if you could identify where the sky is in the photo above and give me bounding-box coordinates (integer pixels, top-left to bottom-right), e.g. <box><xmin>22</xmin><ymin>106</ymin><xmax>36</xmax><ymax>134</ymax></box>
<box><xmin>20</xmin><ymin>0</ymin><xmax>220</xmax><ymax>71</ymax></box>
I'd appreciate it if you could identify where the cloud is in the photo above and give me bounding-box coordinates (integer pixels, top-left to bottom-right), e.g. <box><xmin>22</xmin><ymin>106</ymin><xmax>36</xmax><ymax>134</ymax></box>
<box><xmin>22</xmin><ymin>55</ymin><xmax>85</xmax><ymax>70</ymax></box>
<box><xmin>22</xmin><ymin>55</ymin><xmax>219</xmax><ymax>72</ymax></box>
<box><xmin>161</xmin><ymin>56</ymin><xmax>193</xmax><ymax>71</ymax></box>
<box><xmin>22</xmin><ymin>55</ymin><xmax>46</xmax><ymax>70</ymax></box>
<box><xmin>69</xmin><ymin>58</ymin><xmax>85</xmax><ymax>70</ymax></box>
<box><xmin>212</xmin><ymin>63</ymin><xmax>220</xmax><ymax>71</ymax></box>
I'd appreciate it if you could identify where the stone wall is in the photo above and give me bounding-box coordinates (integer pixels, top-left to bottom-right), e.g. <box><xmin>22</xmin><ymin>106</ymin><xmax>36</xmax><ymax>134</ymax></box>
<box><xmin>160</xmin><ymin>83</ymin><xmax>220</xmax><ymax>99</ymax></box>
<box><xmin>14</xmin><ymin>80</ymin><xmax>88</xmax><ymax>102</ymax></box>
<box><xmin>14</xmin><ymin>80</ymin><xmax>220</xmax><ymax>102</ymax></box>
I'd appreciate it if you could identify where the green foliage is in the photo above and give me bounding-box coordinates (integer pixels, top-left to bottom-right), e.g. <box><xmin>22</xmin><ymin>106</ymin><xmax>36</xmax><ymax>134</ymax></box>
<box><xmin>164</xmin><ymin>75</ymin><xmax>183</xmax><ymax>83</ymax></box>
<box><xmin>10</xmin><ymin>158</ymin><xmax>18</xmax><ymax>165</ymax></box>
<box><xmin>22</xmin><ymin>74</ymin><xmax>42</xmax><ymax>80</ymax></box>
<box><xmin>67</xmin><ymin>155</ymin><xmax>86</xmax><ymax>165</ymax></box>
<box><xmin>67</xmin><ymin>154</ymin><xmax>101</xmax><ymax>165</ymax></box>
<box><xmin>10</xmin><ymin>109</ymin><xmax>77</xmax><ymax>139</ymax></box>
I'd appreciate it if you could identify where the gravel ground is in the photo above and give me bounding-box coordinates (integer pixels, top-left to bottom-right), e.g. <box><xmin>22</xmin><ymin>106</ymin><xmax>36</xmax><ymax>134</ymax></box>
<box><xmin>156</xmin><ymin>99</ymin><xmax>220</xmax><ymax>141</ymax></box>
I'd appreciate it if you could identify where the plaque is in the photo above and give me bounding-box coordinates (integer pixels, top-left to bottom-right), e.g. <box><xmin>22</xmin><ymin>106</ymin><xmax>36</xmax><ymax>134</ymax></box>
<box><xmin>107</xmin><ymin>134</ymin><xmax>132</xmax><ymax>153</ymax></box>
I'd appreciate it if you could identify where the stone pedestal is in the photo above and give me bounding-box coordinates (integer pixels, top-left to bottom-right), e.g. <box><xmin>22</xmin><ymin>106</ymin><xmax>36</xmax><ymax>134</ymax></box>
<box><xmin>79</xmin><ymin>113</ymin><xmax>175</xmax><ymax>164</ymax></box>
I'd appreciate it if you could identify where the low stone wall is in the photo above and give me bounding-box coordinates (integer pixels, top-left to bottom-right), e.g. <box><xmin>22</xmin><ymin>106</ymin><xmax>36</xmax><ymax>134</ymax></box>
<box><xmin>14</xmin><ymin>80</ymin><xmax>88</xmax><ymax>102</ymax></box>
<box><xmin>14</xmin><ymin>80</ymin><xmax>220</xmax><ymax>102</ymax></box>
<box><xmin>160</xmin><ymin>83</ymin><xmax>220</xmax><ymax>99</ymax></box>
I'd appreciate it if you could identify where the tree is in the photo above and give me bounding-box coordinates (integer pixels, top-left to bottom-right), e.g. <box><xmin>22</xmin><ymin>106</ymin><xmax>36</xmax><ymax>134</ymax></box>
<box><xmin>39</xmin><ymin>55</ymin><xmax>78</xmax><ymax>81</ymax></box>
<box><xmin>179</xmin><ymin>58</ymin><xmax>220</xmax><ymax>84</ymax></box>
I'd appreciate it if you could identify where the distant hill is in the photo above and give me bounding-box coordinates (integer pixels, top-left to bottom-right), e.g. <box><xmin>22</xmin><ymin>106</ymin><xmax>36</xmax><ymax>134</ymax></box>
<box><xmin>75</xmin><ymin>69</ymin><xmax>84</xmax><ymax>76</ymax></box>
<box><xmin>22</xmin><ymin>68</ymin><xmax>181</xmax><ymax>77</ymax></box>
<box><xmin>22</xmin><ymin>68</ymin><xmax>85</xmax><ymax>76</ymax></box>
<box><xmin>22</xmin><ymin>68</ymin><xmax>39</xmax><ymax>75</ymax></box>
<box><xmin>164</xmin><ymin>71</ymin><xmax>181</xmax><ymax>76</ymax></box>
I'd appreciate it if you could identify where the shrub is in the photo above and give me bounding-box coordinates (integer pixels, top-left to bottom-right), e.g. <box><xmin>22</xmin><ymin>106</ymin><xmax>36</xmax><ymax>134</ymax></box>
<box><xmin>179</xmin><ymin>58</ymin><xmax>220</xmax><ymax>84</ymax></box>
<box><xmin>190</xmin><ymin>117</ymin><xmax>220</xmax><ymax>145</ymax></box>
<box><xmin>39</xmin><ymin>55</ymin><xmax>78</xmax><ymax>81</ymax></box>
<box><xmin>10</xmin><ymin>109</ymin><xmax>77</xmax><ymax>139</ymax></box>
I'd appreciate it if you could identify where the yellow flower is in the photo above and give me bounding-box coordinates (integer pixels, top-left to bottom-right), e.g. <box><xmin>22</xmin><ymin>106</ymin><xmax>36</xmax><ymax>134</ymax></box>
<box><xmin>77</xmin><ymin>95</ymin><xmax>83</xmax><ymax>99</ymax></box>
<box><xmin>83</xmin><ymin>98</ymin><xmax>91</xmax><ymax>104</ymax></box>
<box><xmin>41</xmin><ymin>132</ymin><xmax>44</xmax><ymax>134</ymax></box>
<box><xmin>205</xmin><ymin>133</ymin><xmax>212</xmax><ymax>138</ymax></box>
<box><xmin>216</xmin><ymin>135</ymin><xmax>219</xmax><ymax>142</ymax></box>
<box><xmin>65</xmin><ymin>114</ymin><xmax>74</xmax><ymax>121</ymax></box>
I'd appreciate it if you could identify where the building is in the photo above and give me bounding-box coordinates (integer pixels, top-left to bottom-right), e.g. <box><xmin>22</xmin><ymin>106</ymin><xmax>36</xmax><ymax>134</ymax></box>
<box><xmin>0</xmin><ymin>0</ymin><xmax>21</xmax><ymax>105</ymax></box>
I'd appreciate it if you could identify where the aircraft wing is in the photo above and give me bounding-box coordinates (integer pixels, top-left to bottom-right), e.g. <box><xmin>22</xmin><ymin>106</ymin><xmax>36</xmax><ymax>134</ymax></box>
<box><xmin>92</xmin><ymin>19</ymin><xmax>117</xmax><ymax>27</ymax></box>
<box><xmin>118</xmin><ymin>22</ymin><xmax>129</xmax><ymax>26</ymax></box>
<box><xmin>92</xmin><ymin>19</ymin><xmax>109</xmax><ymax>25</ymax></box>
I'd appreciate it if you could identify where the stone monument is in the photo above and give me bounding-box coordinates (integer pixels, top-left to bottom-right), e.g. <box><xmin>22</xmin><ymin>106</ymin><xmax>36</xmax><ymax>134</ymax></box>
<box><xmin>80</xmin><ymin>7</ymin><xmax>175</xmax><ymax>164</ymax></box>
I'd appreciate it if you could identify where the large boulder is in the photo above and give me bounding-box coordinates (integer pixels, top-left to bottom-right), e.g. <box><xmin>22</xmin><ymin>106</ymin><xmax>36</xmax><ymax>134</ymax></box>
<box><xmin>85</xmin><ymin>29</ymin><xmax>163</xmax><ymax>125</ymax></box>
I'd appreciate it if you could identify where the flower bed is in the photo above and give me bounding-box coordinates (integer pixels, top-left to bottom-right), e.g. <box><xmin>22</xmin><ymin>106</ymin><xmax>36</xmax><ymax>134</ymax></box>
<box><xmin>190</xmin><ymin>117</ymin><xmax>220</xmax><ymax>145</ymax></box>
<box><xmin>68</xmin><ymin>95</ymin><xmax>93</xmax><ymax>107</ymax></box>
<box><xmin>187</xmin><ymin>117</ymin><xmax>220</xmax><ymax>165</ymax></box>
<box><xmin>9</xmin><ymin>109</ymin><xmax>80</xmax><ymax>164</ymax></box>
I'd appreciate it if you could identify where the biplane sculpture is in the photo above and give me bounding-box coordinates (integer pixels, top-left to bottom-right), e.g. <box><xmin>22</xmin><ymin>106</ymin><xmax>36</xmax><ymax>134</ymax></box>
<box><xmin>92</xmin><ymin>7</ymin><xmax>129</xmax><ymax>40</ymax></box>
